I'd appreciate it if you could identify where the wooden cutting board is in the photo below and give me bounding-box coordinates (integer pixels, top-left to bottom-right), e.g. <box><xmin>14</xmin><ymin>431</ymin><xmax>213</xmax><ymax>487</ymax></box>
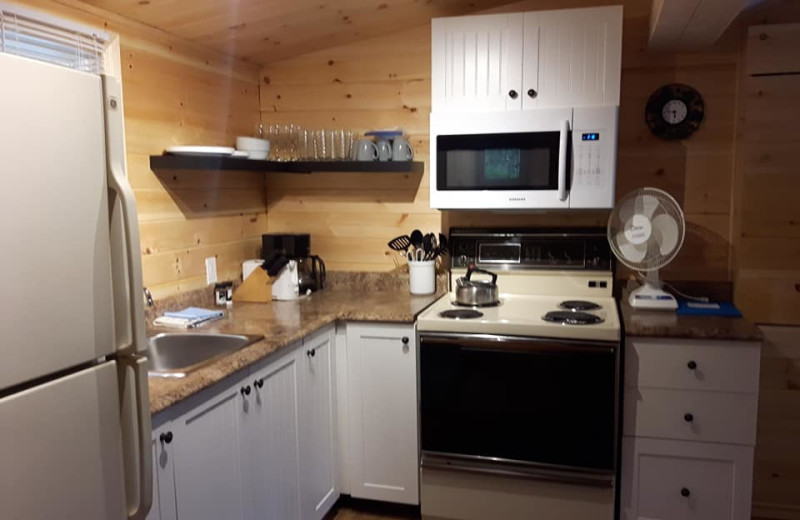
<box><xmin>232</xmin><ymin>268</ymin><xmax>272</xmax><ymax>303</ymax></box>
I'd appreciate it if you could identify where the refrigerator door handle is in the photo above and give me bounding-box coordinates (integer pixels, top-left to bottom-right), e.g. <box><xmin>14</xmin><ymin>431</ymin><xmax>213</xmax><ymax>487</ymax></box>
<box><xmin>102</xmin><ymin>75</ymin><xmax>147</xmax><ymax>356</ymax></box>
<box><xmin>120</xmin><ymin>355</ymin><xmax>153</xmax><ymax>520</ymax></box>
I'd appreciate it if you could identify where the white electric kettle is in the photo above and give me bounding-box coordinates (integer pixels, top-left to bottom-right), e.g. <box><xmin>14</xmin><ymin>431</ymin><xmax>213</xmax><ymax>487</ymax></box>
<box><xmin>271</xmin><ymin>260</ymin><xmax>300</xmax><ymax>301</ymax></box>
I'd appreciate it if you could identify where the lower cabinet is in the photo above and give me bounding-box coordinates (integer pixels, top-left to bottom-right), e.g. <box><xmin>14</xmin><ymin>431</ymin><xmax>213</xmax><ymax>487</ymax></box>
<box><xmin>345</xmin><ymin>322</ymin><xmax>419</xmax><ymax>505</ymax></box>
<box><xmin>298</xmin><ymin>326</ymin><xmax>338</xmax><ymax>520</ymax></box>
<box><xmin>149</xmin><ymin>325</ymin><xmax>339</xmax><ymax>520</ymax></box>
<box><xmin>621</xmin><ymin>437</ymin><xmax>753</xmax><ymax>520</ymax></box>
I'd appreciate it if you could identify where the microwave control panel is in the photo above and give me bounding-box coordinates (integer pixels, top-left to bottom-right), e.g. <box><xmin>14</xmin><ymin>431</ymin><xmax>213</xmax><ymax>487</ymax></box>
<box><xmin>569</xmin><ymin>106</ymin><xmax>618</xmax><ymax>208</ymax></box>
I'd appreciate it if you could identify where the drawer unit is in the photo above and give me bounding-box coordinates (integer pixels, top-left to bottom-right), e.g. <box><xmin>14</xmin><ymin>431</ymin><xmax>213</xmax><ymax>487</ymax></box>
<box><xmin>623</xmin><ymin>388</ymin><xmax>758</xmax><ymax>445</ymax></box>
<box><xmin>625</xmin><ymin>339</ymin><xmax>760</xmax><ymax>393</ymax></box>
<box><xmin>621</xmin><ymin>437</ymin><xmax>753</xmax><ymax>520</ymax></box>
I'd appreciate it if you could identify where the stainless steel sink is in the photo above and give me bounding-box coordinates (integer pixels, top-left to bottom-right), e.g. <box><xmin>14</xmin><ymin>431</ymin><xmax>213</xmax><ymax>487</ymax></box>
<box><xmin>147</xmin><ymin>333</ymin><xmax>263</xmax><ymax>378</ymax></box>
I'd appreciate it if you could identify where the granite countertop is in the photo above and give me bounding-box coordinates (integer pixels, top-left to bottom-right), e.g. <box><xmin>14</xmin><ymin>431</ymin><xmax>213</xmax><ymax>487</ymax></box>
<box><xmin>147</xmin><ymin>282</ymin><xmax>444</xmax><ymax>415</ymax></box>
<box><xmin>620</xmin><ymin>301</ymin><xmax>763</xmax><ymax>342</ymax></box>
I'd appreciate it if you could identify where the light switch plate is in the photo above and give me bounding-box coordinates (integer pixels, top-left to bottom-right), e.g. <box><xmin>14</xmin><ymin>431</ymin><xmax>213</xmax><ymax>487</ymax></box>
<box><xmin>205</xmin><ymin>256</ymin><xmax>218</xmax><ymax>285</ymax></box>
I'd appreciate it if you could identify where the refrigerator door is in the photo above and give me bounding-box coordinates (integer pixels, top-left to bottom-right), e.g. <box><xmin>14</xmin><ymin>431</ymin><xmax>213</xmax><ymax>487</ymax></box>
<box><xmin>0</xmin><ymin>361</ymin><xmax>127</xmax><ymax>520</ymax></box>
<box><xmin>0</xmin><ymin>53</ymin><xmax>114</xmax><ymax>391</ymax></box>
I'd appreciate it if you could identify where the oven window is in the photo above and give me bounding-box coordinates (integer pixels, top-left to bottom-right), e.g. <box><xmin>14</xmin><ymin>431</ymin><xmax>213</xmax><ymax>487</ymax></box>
<box><xmin>436</xmin><ymin>132</ymin><xmax>563</xmax><ymax>191</ymax></box>
<box><xmin>420</xmin><ymin>338</ymin><xmax>617</xmax><ymax>472</ymax></box>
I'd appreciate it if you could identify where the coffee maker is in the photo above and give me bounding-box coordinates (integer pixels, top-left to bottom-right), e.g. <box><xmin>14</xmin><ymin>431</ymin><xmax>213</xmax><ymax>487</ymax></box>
<box><xmin>262</xmin><ymin>233</ymin><xmax>326</xmax><ymax>294</ymax></box>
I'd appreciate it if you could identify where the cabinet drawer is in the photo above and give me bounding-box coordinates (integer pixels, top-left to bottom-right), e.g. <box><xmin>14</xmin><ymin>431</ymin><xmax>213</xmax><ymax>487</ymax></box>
<box><xmin>621</xmin><ymin>437</ymin><xmax>753</xmax><ymax>520</ymax></box>
<box><xmin>625</xmin><ymin>339</ymin><xmax>760</xmax><ymax>393</ymax></box>
<box><xmin>623</xmin><ymin>387</ymin><xmax>757</xmax><ymax>446</ymax></box>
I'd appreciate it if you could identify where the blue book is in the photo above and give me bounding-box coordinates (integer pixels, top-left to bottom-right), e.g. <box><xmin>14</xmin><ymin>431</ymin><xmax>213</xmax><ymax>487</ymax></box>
<box><xmin>676</xmin><ymin>301</ymin><xmax>742</xmax><ymax>317</ymax></box>
<box><xmin>163</xmin><ymin>307</ymin><xmax>224</xmax><ymax>321</ymax></box>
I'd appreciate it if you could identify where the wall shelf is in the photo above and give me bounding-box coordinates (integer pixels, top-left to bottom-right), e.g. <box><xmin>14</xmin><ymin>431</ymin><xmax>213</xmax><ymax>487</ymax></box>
<box><xmin>149</xmin><ymin>155</ymin><xmax>425</xmax><ymax>174</ymax></box>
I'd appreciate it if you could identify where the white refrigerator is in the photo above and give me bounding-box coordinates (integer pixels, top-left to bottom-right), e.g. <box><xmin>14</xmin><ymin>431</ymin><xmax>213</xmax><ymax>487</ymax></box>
<box><xmin>0</xmin><ymin>51</ymin><xmax>152</xmax><ymax>519</ymax></box>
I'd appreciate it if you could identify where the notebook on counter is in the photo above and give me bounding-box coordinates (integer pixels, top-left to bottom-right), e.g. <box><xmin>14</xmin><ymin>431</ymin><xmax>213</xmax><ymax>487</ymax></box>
<box><xmin>676</xmin><ymin>301</ymin><xmax>742</xmax><ymax>317</ymax></box>
<box><xmin>153</xmin><ymin>307</ymin><xmax>224</xmax><ymax>328</ymax></box>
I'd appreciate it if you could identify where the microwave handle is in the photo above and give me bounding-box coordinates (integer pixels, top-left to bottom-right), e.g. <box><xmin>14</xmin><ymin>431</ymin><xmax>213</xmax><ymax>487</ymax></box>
<box><xmin>558</xmin><ymin>119</ymin><xmax>569</xmax><ymax>201</ymax></box>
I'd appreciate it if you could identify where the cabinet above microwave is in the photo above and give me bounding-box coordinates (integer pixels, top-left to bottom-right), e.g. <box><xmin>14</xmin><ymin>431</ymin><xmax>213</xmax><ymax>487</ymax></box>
<box><xmin>429</xmin><ymin>107</ymin><xmax>618</xmax><ymax>210</ymax></box>
<box><xmin>431</xmin><ymin>6</ymin><xmax>622</xmax><ymax>113</ymax></box>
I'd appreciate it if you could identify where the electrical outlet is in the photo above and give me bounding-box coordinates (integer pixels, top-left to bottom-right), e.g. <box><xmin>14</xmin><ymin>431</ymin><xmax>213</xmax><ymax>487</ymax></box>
<box><xmin>205</xmin><ymin>256</ymin><xmax>218</xmax><ymax>285</ymax></box>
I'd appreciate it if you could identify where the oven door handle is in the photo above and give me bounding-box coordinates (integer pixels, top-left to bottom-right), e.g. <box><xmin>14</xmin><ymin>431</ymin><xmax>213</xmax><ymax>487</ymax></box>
<box><xmin>421</xmin><ymin>453</ymin><xmax>614</xmax><ymax>488</ymax></box>
<box><xmin>558</xmin><ymin>119</ymin><xmax>569</xmax><ymax>202</ymax></box>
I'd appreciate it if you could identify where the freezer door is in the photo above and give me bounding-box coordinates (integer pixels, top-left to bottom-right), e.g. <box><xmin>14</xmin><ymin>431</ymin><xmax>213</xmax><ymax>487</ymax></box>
<box><xmin>0</xmin><ymin>53</ymin><xmax>115</xmax><ymax>390</ymax></box>
<box><xmin>0</xmin><ymin>361</ymin><xmax>127</xmax><ymax>520</ymax></box>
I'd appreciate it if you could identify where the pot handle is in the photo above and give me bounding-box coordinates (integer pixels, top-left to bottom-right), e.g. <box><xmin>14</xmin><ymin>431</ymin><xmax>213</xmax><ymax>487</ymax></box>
<box><xmin>466</xmin><ymin>266</ymin><xmax>498</xmax><ymax>285</ymax></box>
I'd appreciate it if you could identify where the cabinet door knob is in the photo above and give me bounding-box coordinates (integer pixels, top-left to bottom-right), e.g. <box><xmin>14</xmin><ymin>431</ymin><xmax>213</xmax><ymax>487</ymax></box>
<box><xmin>402</xmin><ymin>337</ymin><xmax>409</xmax><ymax>344</ymax></box>
<box><xmin>684</xmin><ymin>413</ymin><xmax>694</xmax><ymax>423</ymax></box>
<box><xmin>687</xmin><ymin>360</ymin><xmax>697</xmax><ymax>370</ymax></box>
<box><xmin>254</xmin><ymin>378</ymin><xmax>264</xmax><ymax>389</ymax></box>
<box><xmin>160</xmin><ymin>431</ymin><xmax>173</xmax><ymax>444</ymax></box>
<box><xmin>241</xmin><ymin>385</ymin><xmax>251</xmax><ymax>396</ymax></box>
<box><xmin>508</xmin><ymin>89</ymin><xmax>518</xmax><ymax>99</ymax></box>
<box><xmin>527</xmin><ymin>88</ymin><xmax>537</xmax><ymax>98</ymax></box>
<box><xmin>680</xmin><ymin>487</ymin><xmax>691</xmax><ymax>497</ymax></box>
<box><xmin>306</xmin><ymin>348</ymin><xmax>316</xmax><ymax>357</ymax></box>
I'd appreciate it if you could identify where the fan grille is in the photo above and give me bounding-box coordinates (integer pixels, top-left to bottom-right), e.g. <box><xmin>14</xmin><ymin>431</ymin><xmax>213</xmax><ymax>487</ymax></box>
<box><xmin>607</xmin><ymin>187</ymin><xmax>685</xmax><ymax>271</ymax></box>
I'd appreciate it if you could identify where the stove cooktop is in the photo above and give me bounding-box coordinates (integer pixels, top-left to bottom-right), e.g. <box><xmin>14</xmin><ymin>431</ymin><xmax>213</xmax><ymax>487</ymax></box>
<box><xmin>418</xmin><ymin>294</ymin><xmax>620</xmax><ymax>342</ymax></box>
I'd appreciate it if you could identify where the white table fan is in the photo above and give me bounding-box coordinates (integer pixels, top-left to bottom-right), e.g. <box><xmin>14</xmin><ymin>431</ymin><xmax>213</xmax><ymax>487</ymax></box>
<box><xmin>607</xmin><ymin>187</ymin><xmax>685</xmax><ymax>310</ymax></box>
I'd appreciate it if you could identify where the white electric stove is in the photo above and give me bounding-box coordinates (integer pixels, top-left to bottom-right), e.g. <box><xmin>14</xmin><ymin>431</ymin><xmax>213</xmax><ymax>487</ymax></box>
<box><xmin>418</xmin><ymin>228</ymin><xmax>621</xmax><ymax>520</ymax></box>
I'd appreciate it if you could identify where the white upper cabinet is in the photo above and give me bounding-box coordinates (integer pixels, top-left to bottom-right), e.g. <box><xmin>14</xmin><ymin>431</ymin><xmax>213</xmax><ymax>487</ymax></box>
<box><xmin>432</xmin><ymin>6</ymin><xmax>623</xmax><ymax>112</ymax></box>
<box><xmin>432</xmin><ymin>13</ymin><xmax>523</xmax><ymax>112</ymax></box>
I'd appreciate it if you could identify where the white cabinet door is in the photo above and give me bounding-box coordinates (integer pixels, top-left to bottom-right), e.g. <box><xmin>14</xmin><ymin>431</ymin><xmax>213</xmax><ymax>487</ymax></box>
<box><xmin>523</xmin><ymin>6</ymin><xmax>622</xmax><ymax>109</ymax></box>
<box><xmin>147</xmin><ymin>423</ymin><xmax>177</xmax><ymax>520</ymax></box>
<box><xmin>346</xmin><ymin>323</ymin><xmax>419</xmax><ymax>505</ymax></box>
<box><xmin>247</xmin><ymin>351</ymin><xmax>302</xmax><ymax>520</ymax></box>
<box><xmin>172</xmin><ymin>377</ymin><xmax>249</xmax><ymax>520</ymax></box>
<box><xmin>621</xmin><ymin>437</ymin><xmax>754</xmax><ymax>520</ymax></box>
<box><xmin>432</xmin><ymin>13</ymin><xmax>523</xmax><ymax>112</ymax></box>
<box><xmin>298</xmin><ymin>326</ymin><xmax>338</xmax><ymax>520</ymax></box>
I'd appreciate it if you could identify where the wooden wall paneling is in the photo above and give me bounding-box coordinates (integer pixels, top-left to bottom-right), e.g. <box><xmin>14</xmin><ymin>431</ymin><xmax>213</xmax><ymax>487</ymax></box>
<box><xmin>259</xmin><ymin>4</ymin><xmax>742</xmax><ymax>279</ymax></box>
<box><xmin>752</xmin><ymin>326</ymin><xmax>800</xmax><ymax>520</ymax></box>
<box><xmin>747</xmin><ymin>24</ymin><xmax>800</xmax><ymax>75</ymax></box>
<box><xmin>17</xmin><ymin>0</ymin><xmax>265</xmax><ymax>298</ymax></box>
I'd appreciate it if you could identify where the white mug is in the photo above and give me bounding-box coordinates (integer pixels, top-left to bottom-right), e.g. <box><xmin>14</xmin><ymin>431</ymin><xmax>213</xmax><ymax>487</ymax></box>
<box><xmin>391</xmin><ymin>138</ymin><xmax>414</xmax><ymax>161</ymax></box>
<box><xmin>376</xmin><ymin>139</ymin><xmax>392</xmax><ymax>162</ymax></box>
<box><xmin>354</xmin><ymin>139</ymin><xmax>378</xmax><ymax>161</ymax></box>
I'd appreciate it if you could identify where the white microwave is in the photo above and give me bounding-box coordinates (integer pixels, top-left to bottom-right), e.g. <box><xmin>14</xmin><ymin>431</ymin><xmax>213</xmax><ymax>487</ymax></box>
<box><xmin>429</xmin><ymin>106</ymin><xmax>618</xmax><ymax>209</ymax></box>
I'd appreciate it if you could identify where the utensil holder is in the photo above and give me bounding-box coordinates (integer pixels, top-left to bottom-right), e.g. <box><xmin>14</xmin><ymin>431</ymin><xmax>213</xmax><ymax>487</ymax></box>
<box><xmin>409</xmin><ymin>260</ymin><xmax>435</xmax><ymax>295</ymax></box>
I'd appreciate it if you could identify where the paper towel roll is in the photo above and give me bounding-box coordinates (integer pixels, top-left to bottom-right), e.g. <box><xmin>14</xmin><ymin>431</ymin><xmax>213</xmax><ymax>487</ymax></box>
<box><xmin>243</xmin><ymin>259</ymin><xmax>264</xmax><ymax>280</ymax></box>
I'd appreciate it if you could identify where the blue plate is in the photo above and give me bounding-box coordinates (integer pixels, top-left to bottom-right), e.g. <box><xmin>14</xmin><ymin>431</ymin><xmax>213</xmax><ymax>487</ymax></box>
<box><xmin>365</xmin><ymin>130</ymin><xmax>403</xmax><ymax>139</ymax></box>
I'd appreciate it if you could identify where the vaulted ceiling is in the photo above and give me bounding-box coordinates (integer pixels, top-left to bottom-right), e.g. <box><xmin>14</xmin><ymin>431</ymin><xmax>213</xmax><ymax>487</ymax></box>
<box><xmin>76</xmin><ymin>0</ymin><xmax>527</xmax><ymax>64</ymax></box>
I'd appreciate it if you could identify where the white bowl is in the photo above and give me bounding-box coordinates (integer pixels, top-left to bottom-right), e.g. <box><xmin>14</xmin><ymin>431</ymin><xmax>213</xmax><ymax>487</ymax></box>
<box><xmin>236</xmin><ymin>136</ymin><xmax>270</xmax><ymax>151</ymax></box>
<box><xmin>247</xmin><ymin>150</ymin><xmax>269</xmax><ymax>160</ymax></box>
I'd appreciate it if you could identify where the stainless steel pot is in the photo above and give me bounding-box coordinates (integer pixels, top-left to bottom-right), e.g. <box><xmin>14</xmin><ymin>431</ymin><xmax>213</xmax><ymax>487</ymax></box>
<box><xmin>455</xmin><ymin>266</ymin><xmax>499</xmax><ymax>307</ymax></box>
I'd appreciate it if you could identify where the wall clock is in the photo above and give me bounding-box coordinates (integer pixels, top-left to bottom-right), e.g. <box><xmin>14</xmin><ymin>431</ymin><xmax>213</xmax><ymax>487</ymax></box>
<box><xmin>645</xmin><ymin>84</ymin><xmax>705</xmax><ymax>140</ymax></box>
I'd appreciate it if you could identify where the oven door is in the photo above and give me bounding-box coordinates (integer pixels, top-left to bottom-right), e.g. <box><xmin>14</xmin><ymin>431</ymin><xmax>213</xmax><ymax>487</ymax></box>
<box><xmin>419</xmin><ymin>332</ymin><xmax>619</xmax><ymax>486</ymax></box>
<box><xmin>430</xmin><ymin>108</ymin><xmax>572</xmax><ymax>210</ymax></box>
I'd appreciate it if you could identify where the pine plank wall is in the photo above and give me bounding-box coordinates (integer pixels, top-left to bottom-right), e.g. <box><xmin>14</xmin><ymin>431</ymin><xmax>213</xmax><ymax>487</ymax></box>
<box><xmin>22</xmin><ymin>0</ymin><xmax>266</xmax><ymax>300</ymax></box>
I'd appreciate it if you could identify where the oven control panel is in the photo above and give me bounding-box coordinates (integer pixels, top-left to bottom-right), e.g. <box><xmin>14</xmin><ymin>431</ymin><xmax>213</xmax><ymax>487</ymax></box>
<box><xmin>450</xmin><ymin>228</ymin><xmax>612</xmax><ymax>271</ymax></box>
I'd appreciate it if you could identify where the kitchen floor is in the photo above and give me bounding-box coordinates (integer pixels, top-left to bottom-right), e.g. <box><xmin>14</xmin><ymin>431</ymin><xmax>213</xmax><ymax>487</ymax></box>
<box><xmin>327</xmin><ymin>498</ymin><xmax>420</xmax><ymax>520</ymax></box>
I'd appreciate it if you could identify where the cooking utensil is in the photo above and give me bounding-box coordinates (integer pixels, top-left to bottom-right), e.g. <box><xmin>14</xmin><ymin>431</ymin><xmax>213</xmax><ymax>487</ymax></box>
<box><xmin>455</xmin><ymin>266</ymin><xmax>499</xmax><ymax>307</ymax></box>
<box><xmin>438</xmin><ymin>233</ymin><xmax>449</xmax><ymax>254</ymax></box>
<box><xmin>388</xmin><ymin>235</ymin><xmax>411</xmax><ymax>252</ymax></box>
<box><xmin>423</xmin><ymin>233</ymin><xmax>436</xmax><ymax>259</ymax></box>
<box><xmin>407</xmin><ymin>249</ymin><xmax>424</xmax><ymax>263</ymax></box>
<box><xmin>410</xmin><ymin>229</ymin><xmax>424</xmax><ymax>251</ymax></box>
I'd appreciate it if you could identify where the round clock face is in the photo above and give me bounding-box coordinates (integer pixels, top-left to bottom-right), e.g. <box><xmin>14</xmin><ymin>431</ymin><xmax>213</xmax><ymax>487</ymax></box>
<box><xmin>645</xmin><ymin>84</ymin><xmax>704</xmax><ymax>140</ymax></box>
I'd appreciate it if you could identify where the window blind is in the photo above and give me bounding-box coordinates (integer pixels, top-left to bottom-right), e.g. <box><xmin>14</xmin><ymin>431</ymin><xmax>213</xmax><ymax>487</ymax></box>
<box><xmin>0</xmin><ymin>6</ymin><xmax>108</xmax><ymax>74</ymax></box>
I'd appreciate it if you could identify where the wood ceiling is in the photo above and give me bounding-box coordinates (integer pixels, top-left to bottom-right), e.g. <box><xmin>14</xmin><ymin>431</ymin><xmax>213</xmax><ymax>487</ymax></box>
<box><xmin>75</xmin><ymin>0</ymin><xmax>526</xmax><ymax>64</ymax></box>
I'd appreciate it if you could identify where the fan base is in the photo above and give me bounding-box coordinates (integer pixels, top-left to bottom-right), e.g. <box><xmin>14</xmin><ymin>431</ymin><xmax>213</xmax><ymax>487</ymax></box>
<box><xmin>629</xmin><ymin>283</ymin><xmax>678</xmax><ymax>311</ymax></box>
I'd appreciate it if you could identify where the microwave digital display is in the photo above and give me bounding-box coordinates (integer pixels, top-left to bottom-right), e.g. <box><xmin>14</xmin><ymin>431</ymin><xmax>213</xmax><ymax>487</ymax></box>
<box><xmin>581</xmin><ymin>133</ymin><xmax>600</xmax><ymax>141</ymax></box>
